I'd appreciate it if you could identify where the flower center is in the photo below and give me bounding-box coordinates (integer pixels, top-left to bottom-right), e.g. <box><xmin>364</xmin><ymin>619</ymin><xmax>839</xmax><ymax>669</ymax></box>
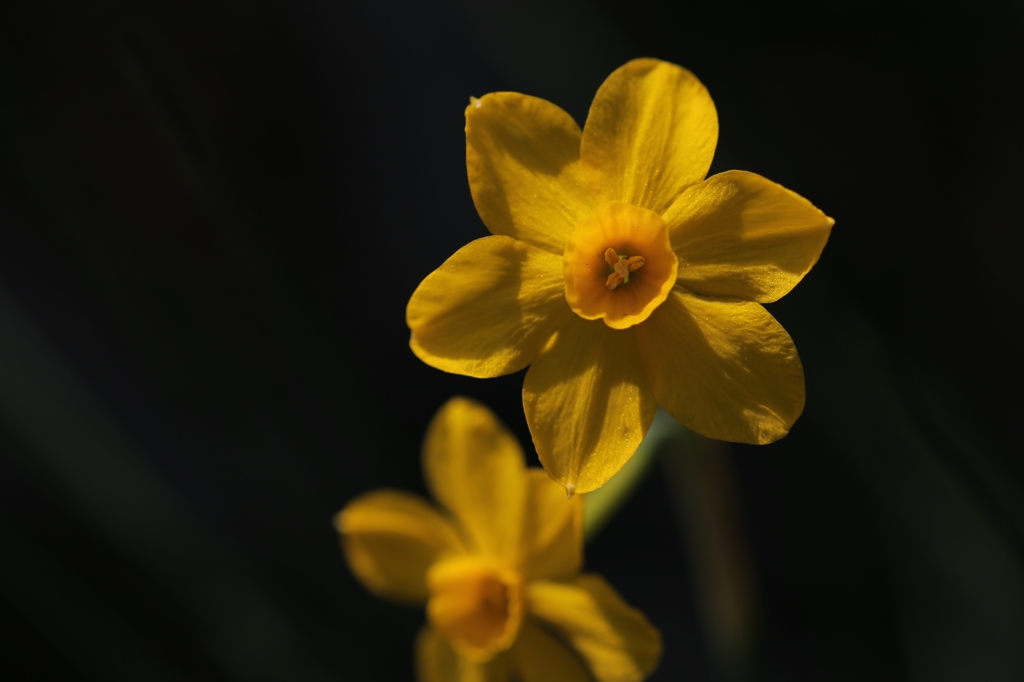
<box><xmin>564</xmin><ymin>201</ymin><xmax>678</xmax><ymax>329</ymax></box>
<box><xmin>425</xmin><ymin>557</ymin><xmax>524</xmax><ymax>662</ymax></box>
<box><xmin>604</xmin><ymin>247</ymin><xmax>645</xmax><ymax>289</ymax></box>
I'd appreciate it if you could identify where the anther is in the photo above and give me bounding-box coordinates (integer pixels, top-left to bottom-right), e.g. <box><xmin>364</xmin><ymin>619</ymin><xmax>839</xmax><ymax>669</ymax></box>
<box><xmin>603</xmin><ymin>248</ymin><xmax>646</xmax><ymax>290</ymax></box>
<box><xmin>626</xmin><ymin>256</ymin><xmax>645</xmax><ymax>271</ymax></box>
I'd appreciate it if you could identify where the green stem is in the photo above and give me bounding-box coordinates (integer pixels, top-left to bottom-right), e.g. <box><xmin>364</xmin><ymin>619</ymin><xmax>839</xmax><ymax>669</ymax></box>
<box><xmin>582</xmin><ymin>409</ymin><xmax>676</xmax><ymax>541</ymax></box>
<box><xmin>661</xmin><ymin>428</ymin><xmax>759</xmax><ymax>682</ymax></box>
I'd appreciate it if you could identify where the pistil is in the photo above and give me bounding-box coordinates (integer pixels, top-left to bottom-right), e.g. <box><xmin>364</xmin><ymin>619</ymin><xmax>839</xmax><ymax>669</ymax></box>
<box><xmin>604</xmin><ymin>247</ymin><xmax>646</xmax><ymax>290</ymax></box>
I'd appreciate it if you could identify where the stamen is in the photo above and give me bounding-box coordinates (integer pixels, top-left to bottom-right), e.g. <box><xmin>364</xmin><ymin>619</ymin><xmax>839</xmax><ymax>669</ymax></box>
<box><xmin>565</xmin><ymin>483</ymin><xmax>576</xmax><ymax>500</ymax></box>
<box><xmin>604</xmin><ymin>249</ymin><xmax>646</xmax><ymax>290</ymax></box>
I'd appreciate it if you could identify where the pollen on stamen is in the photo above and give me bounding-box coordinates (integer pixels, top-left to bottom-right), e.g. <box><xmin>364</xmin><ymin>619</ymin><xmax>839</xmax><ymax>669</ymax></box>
<box><xmin>604</xmin><ymin>249</ymin><xmax>645</xmax><ymax>290</ymax></box>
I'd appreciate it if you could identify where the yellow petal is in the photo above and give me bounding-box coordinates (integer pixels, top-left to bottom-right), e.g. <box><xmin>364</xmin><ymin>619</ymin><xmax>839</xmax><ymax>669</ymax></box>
<box><xmin>416</xmin><ymin>626</ymin><xmax>510</xmax><ymax>682</ymax></box>
<box><xmin>636</xmin><ymin>290</ymin><xmax>805</xmax><ymax>444</ymax></box>
<box><xmin>422</xmin><ymin>397</ymin><xmax>527</xmax><ymax>561</ymax></box>
<box><xmin>467</xmin><ymin>92</ymin><xmax>596</xmax><ymax>255</ymax></box>
<box><xmin>523</xmin><ymin>317</ymin><xmax>657</xmax><ymax>494</ymax></box>
<box><xmin>527</xmin><ymin>575</ymin><xmax>662</xmax><ymax>682</ymax></box>
<box><xmin>510</xmin><ymin>620</ymin><xmax>591</xmax><ymax>682</ymax></box>
<box><xmin>335</xmin><ymin>490</ymin><xmax>465</xmax><ymax>604</ymax></box>
<box><xmin>408</xmin><ymin>236</ymin><xmax>568</xmax><ymax>378</ymax></box>
<box><xmin>581</xmin><ymin>58</ymin><xmax>718</xmax><ymax>215</ymax></box>
<box><xmin>663</xmin><ymin>171</ymin><xmax>834</xmax><ymax>302</ymax></box>
<box><xmin>518</xmin><ymin>469</ymin><xmax>583</xmax><ymax>582</ymax></box>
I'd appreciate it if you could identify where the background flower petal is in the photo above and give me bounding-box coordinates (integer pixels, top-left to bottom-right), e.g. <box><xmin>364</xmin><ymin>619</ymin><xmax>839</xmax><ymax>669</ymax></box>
<box><xmin>416</xmin><ymin>626</ymin><xmax>509</xmax><ymax>682</ymax></box>
<box><xmin>510</xmin><ymin>620</ymin><xmax>591</xmax><ymax>682</ymax></box>
<box><xmin>407</xmin><ymin>236</ymin><xmax>567</xmax><ymax>378</ymax></box>
<box><xmin>518</xmin><ymin>469</ymin><xmax>583</xmax><ymax>582</ymax></box>
<box><xmin>527</xmin><ymin>575</ymin><xmax>662</xmax><ymax>682</ymax></box>
<box><xmin>523</xmin><ymin>317</ymin><xmax>657</xmax><ymax>494</ymax></box>
<box><xmin>663</xmin><ymin>171</ymin><xmax>834</xmax><ymax>302</ymax></box>
<box><xmin>335</xmin><ymin>490</ymin><xmax>465</xmax><ymax>604</ymax></box>
<box><xmin>636</xmin><ymin>291</ymin><xmax>805</xmax><ymax>444</ymax></box>
<box><xmin>467</xmin><ymin>92</ymin><xmax>596</xmax><ymax>255</ymax></box>
<box><xmin>581</xmin><ymin>58</ymin><xmax>718</xmax><ymax>215</ymax></box>
<box><xmin>422</xmin><ymin>397</ymin><xmax>527</xmax><ymax>562</ymax></box>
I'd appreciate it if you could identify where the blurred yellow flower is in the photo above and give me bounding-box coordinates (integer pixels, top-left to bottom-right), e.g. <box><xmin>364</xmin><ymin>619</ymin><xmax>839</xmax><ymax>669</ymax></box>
<box><xmin>335</xmin><ymin>397</ymin><xmax>661</xmax><ymax>682</ymax></box>
<box><xmin>407</xmin><ymin>58</ymin><xmax>833</xmax><ymax>494</ymax></box>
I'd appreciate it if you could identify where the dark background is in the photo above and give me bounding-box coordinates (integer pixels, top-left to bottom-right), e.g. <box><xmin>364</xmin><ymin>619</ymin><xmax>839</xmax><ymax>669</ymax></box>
<box><xmin>1</xmin><ymin>1</ymin><xmax>1022</xmax><ymax>680</ymax></box>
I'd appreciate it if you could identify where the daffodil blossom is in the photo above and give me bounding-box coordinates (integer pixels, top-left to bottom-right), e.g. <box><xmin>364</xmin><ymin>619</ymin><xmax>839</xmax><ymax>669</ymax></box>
<box><xmin>407</xmin><ymin>59</ymin><xmax>833</xmax><ymax>494</ymax></box>
<box><xmin>336</xmin><ymin>397</ymin><xmax>661</xmax><ymax>682</ymax></box>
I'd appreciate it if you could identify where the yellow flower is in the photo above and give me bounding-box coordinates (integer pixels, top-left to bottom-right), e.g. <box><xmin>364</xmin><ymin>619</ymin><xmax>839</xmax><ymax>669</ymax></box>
<box><xmin>335</xmin><ymin>397</ymin><xmax>661</xmax><ymax>682</ymax></box>
<box><xmin>407</xmin><ymin>59</ymin><xmax>833</xmax><ymax>494</ymax></box>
